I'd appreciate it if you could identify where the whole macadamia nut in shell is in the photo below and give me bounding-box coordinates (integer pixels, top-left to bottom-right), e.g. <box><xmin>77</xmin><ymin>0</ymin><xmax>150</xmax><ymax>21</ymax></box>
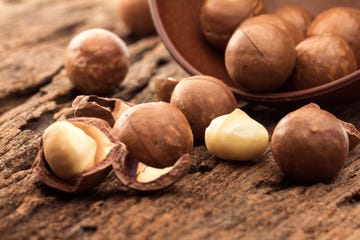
<box><xmin>118</xmin><ymin>0</ymin><xmax>155</xmax><ymax>36</ymax></box>
<box><xmin>271</xmin><ymin>104</ymin><xmax>349</xmax><ymax>184</ymax></box>
<box><xmin>240</xmin><ymin>14</ymin><xmax>304</xmax><ymax>45</ymax></box>
<box><xmin>200</xmin><ymin>0</ymin><xmax>264</xmax><ymax>50</ymax></box>
<box><xmin>113</xmin><ymin>102</ymin><xmax>193</xmax><ymax>169</ymax></box>
<box><xmin>170</xmin><ymin>75</ymin><xmax>238</xmax><ymax>142</ymax></box>
<box><xmin>225</xmin><ymin>23</ymin><xmax>296</xmax><ymax>92</ymax></box>
<box><xmin>65</xmin><ymin>28</ymin><xmax>129</xmax><ymax>95</ymax></box>
<box><xmin>307</xmin><ymin>7</ymin><xmax>360</xmax><ymax>64</ymax></box>
<box><xmin>291</xmin><ymin>35</ymin><xmax>357</xmax><ymax>90</ymax></box>
<box><xmin>275</xmin><ymin>6</ymin><xmax>314</xmax><ymax>36</ymax></box>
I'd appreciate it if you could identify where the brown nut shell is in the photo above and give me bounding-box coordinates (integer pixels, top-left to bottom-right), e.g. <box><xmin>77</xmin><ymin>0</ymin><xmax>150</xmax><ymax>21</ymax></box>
<box><xmin>307</xmin><ymin>7</ymin><xmax>360</xmax><ymax>64</ymax></box>
<box><xmin>225</xmin><ymin>23</ymin><xmax>296</xmax><ymax>92</ymax></box>
<box><xmin>72</xmin><ymin>95</ymin><xmax>131</xmax><ymax>127</ymax></box>
<box><xmin>118</xmin><ymin>0</ymin><xmax>155</xmax><ymax>36</ymax></box>
<box><xmin>240</xmin><ymin>14</ymin><xmax>304</xmax><ymax>45</ymax></box>
<box><xmin>199</xmin><ymin>0</ymin><xmax>264</xmax><ymax>50</ymax></box>
<box><xmin>112</xmin><ymin>153</ymin><xmax>191</xmax><ymax>191</ymax></box>
<box><xmin>32</xmin><ymin>117</ymin><xmax>127</xmax><ymax>193</ymax></box>
<box><xmin>113</xmin><ymin>101</ymin><xmax>193</xmax><ymax>168</ymax></box>
<box><xmin>170</xmin><ymin>75</ymin><xmax>238</xmax><ymax>142</ymax></box>
<box><xmin>271</xmin><ymin>104</ymin><xmax>349</xmax><ymax>184</ymax></box>
<box><xmin>275</xmin><ymin>6</ymin><xmax>314</xmax><ymax>36</ymax></box>
<box><xmin>291</xmin><ymin>35</ymin><xmax>357</xmax><ymax>90</ymax></box>
<box><xmin>154</xmin><ymin>77</ymin><xmax>180</xmax><ymax>102</ymax></box>
<box><xmin>65</xmin><ymin>28</ymin><xmax>129</xmax><ymax>95</ymax></box>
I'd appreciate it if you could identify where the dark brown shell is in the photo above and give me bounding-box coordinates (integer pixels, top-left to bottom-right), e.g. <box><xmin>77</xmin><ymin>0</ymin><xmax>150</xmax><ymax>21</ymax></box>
<box><xmin>32</xmin><ymin>117</ymin><xmax>128</xmax><ymax>193</ymax></box>
<box><xmin>112</xmin><ymin>153</ymin><xmax>191</xmax><ymax>191</ymax></box>
<box><xmin>170</xmin><ymin>75</ymin><xmax>238</xmax><ymax>142</ymax></box>
<box><xmin>72</xmin><ymin>95</ymin><xmax>132</xmax><ymax>127</ymax></box>
<box><xmin>271</xmin><ymin>104</ymin><xmax>349</xmax><ymax>183</ymax></box>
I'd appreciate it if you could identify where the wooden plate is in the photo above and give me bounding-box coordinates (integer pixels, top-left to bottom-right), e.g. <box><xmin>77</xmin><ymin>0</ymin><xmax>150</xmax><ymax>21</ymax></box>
<box><xmin>149</xmin><ymin>0</ymin><xmax>360</xmax><ymax>106</ymax></box>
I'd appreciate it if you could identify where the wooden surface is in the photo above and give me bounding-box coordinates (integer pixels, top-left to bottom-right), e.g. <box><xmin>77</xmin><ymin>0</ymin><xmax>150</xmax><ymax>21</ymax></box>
<box><xmin>1</xmin><ymin>0</ymin><xmax>360</xmax><ymax>239</ymax></box>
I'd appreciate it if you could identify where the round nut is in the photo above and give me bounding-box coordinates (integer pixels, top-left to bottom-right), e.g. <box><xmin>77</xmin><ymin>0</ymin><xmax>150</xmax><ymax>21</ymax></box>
<box><xmin>200</xmin><ymin>0</ymin><xmax>264</xmax><ymax>50</ymax></box>
<box><xmin>113</xmin><ymin>101</ymin><xmax>193</xmax><ymax>169</ymax></box>
<box><xmin>271</xmin><ymin>104</ymin><xmax>349</xmax><ymax>183</ymax></box>
<box><xmin>275</xmin><ymin>6</ymin><xmax>314</xmax><ymax>36</ymax></box>
<box><xmin>291</xmin><ymin>35</ymin><xmax>357</xmax><ymax>90</ymax></box>
<box><xmin>225</xmin><ymin>23</ymin><xmax>296</xmax><ymax>92</ymax></box>
<box><xmin>32</xmin><ymin>117</ymin><xmax>127</xmax><ymax>193</ymax></box>
<box><xmin>170</xmin><ymin>75</ymin><xmax>238</xmax><ymax>142</ymax></box>
<box><xmin>240</xmin><ymin>14</ymin><xmax>304</xmax><ymax>45</ymax></box>
<box><xmin>154</xmin><ymin>77</ymin><xmax>180</xmax><ymax>102</ymax></box>
<box><xmin>118</xmin><ymin>0</ymin><xmax>156</xmax><ymax>36</ymax></box>
<box><xmin>205</xmin><ymin>109</ymin><xmax>269</xmax><ymax>161</ymax></box>
<box><xmin>307</xmin><ymin>7</ymin><xmax>360</xmax><ymax>64</ymax></box>
<box><xmin>65</xmin><ymin>28</ymin><xmax>129</xmax><ymax>95</ymax></box>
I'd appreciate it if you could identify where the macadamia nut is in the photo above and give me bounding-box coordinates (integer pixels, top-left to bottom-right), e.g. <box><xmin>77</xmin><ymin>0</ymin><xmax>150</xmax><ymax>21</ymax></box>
<box><xmin>205</xmin><ymin>109</ymin><xmax>269</xmax><ymax>161</ymax></box>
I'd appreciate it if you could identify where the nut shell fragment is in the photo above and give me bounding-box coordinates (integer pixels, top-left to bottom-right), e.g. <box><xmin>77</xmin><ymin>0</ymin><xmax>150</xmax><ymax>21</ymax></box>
<box><xmin>112</xmin><ymin>153</ymin><xmax>191</xmax><ymax>191</ymax></box>
<box><xmin>33</xmin><ymin>117</ymin><xmax>127</xmax><ymax>193</ymax></box>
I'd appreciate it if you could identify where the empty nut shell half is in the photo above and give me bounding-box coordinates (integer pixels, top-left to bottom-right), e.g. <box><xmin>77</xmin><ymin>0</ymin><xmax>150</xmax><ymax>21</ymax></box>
<box><xmin>112</xmin><ymin>153</ymin><xmax>192</xmax><ymax>191</ymax></box>
<box><xmin>72</xmin><ymin>95</ymin><xmax>131</xmax><ymax>127</ymax></box>
<box><xmin>32</xmin><ymin>117</ymin><xmax>127</xmax><ymax>193</ymax></box>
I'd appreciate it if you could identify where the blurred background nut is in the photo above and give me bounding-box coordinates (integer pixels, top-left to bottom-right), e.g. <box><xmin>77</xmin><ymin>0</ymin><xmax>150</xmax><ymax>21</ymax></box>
<box><xmin>307</xmin><ymin>7</ymin><xmax>360</xmax><ymax>65</ymax></box>
<box><xmin>199</xmin><ymin>0</ymin><xmax>264</xmax><ymax>50</ymax></box>
<box><xmin>240</xmin><ymin>14</ymin><xmax>304</xmax><ymax>45</ymax></box>
<box><xmin>65</xmin><ymin>28</ymin><xmax>129</xmax><ymax>95</ymax></box>
<box><xmin>205</xmin><ymin>109</ymin><xmax>269</xmax><ymax>161</ymax></box>
<box><xmin>113</xmin><ymin>101</ymin><xmax>193</xmax><ymax>169</ymax></box>
<box><xmin>225</xmin><ymin>23</ymin><xmax>296</xmax><ymax>92</ymax></box>
<box><xmin>118</xmin><ymin>0</ymin><xmax>156</xmax><ymax>36</ymax></box>
<box><xmin>275</xmin><ymin>6</ymin><xmax>314</xmax><ymax>37</ymax></box>
<box><xmin>271</xmin><ymin>104</ymin><xmax>349</xmax><ymax>184</ymax></box>
<box><xmin>154</xmin><ymin>76</ymin><xmax>180</xmax><ymax>102</ymax></box>
<box><xmin>291</xmin><ymin>35</ymin><xmax>357</xmax><ymax>90</ymax></box>
<box><xmin>33</xmin><ymin>117</ymin><xmax>127</xmax><ymax>193</ymax></box>
<box><xmin>170</xmin><ymin>75</ymin><xmax>238</xmax><ymax>142</ymax></box>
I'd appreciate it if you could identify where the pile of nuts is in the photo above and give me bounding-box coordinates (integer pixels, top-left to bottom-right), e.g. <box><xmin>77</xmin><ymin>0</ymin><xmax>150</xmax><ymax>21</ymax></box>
<box><xmin>200</xmin><ymin>0</ymin><xmax>360</xmax><ymax>92</ymax></box>
<box><xmin>32</xmin><ymin>2</ymin><xmax>360</xmax><ymax>194</ymax></box>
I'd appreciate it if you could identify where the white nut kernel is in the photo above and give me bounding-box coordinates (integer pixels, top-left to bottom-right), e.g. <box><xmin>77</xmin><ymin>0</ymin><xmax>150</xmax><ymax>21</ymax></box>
<box><xmin>42</xmin><ymin>121</ymin><xmax>114</xmax><ymax>180</ymax></box>
<box><xmin>205</xmin><ymin>109</ymin><xmax>269</xmax><ymax>161</ymax></box>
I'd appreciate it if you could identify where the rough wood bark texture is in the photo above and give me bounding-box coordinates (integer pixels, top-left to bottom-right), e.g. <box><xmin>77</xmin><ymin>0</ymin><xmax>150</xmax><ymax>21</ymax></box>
<box><xmin>1</xmin><ymin>0</ymin><xmax>360</xmax><ymax>239</ymax></box>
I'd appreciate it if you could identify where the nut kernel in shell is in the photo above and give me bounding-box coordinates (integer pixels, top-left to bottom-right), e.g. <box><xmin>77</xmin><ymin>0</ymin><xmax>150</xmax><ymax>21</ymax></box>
<box><xmin>33</xmin><ymin>117</ymin><xmax>127</xmax><ymax>193</ymax></box>
<box><xmin>271</xmin><ymin>104</ymin><xmax>349</xmax><ymax>183</ymax></box>
<box><xmin>291</xmin><ymin>35</ymin><xmax>357</xmax><ymax>90</ymax></box>
<box><xmin>225</xmin><ymin>23</ymin><xmax>296</xmax><ymax>92</ymax></box>
<box><xmin>200</xmin><ymin>0</ymin><xmax>264</xmax><ymax>50</ymax></box>
<box><xmin>205</xmin><ymin>109</ymin><xmax>269</xmax><ymax>161</ymax></box>
<box><xmin>170</xmin><ymin>75</ymin><xmax>238</xmax><ymax>142</ymax></box>
<box><xmin>113</xmin><ymin>101</ymin><xmax>193</xmax><ymax>169</ymax></box>
<box><xmin>307</xmin><ymin>7</ymin><xmax>360</xmax><ymax>64</ymax></box>
<box><xmin>275</xmin><ymin>6</ymin><xmax>314</xmax><ymax>36</ymax></box>
<box><xmin>65</xmin><ymin>28</ymin><xmax>129</xmax><ymax>94</ymax></box>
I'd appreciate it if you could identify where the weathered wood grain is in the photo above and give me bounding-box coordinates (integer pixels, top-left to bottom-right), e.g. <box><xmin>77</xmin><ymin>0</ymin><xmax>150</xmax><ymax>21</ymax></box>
<box><xmin>1</xmin><ymin>0</ymin><xmax>360</xmax><ymax>239</ymax></box>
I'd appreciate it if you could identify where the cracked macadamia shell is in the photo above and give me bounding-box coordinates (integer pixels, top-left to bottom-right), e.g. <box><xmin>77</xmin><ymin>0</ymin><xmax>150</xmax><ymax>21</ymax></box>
<box><xmin>200</xmin><ymin>0</ymin><xmax>264</xmax><ymax>50</ymax></box>
<box><xmin>291</xmin><ymin>35</ymin><xmax>357</xmax><ymax>90</ymax></box>
<box><xmin>33</xmin><ymin>117</ymin><xmax>127</xmax><ymax>193</ymax></box>
<box><xmin>65</xmin><ymin>28</ymin><xmax>129</xmax><ymax>94</ymax></box>
<box><xmin>275</xmin><ymin>6</ymin><xmax>314</xmax><ymax>36</ymax></box>
<box><xmin>170</xmin><ymin>75</ymin><xmax>238</xmax><ymax>142</ymax></box>
<box><xmin>271</xmin><ymin>105</ymin><xmax>349</xmax><ymax>183</ymax></box>
<box><xmin>307</xmin><ymin>7</ymin><xmax>360</xmax><ymax>64</ymax></box>
<box><xmin>225</xmin><ymin>23</ymin><xmax>296</xmax><ymax>92</ymax></box>
<box><xmin>112</xmin><ymin>101</ymin><xmax>193</xmax><ymax>169</ymax></box>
